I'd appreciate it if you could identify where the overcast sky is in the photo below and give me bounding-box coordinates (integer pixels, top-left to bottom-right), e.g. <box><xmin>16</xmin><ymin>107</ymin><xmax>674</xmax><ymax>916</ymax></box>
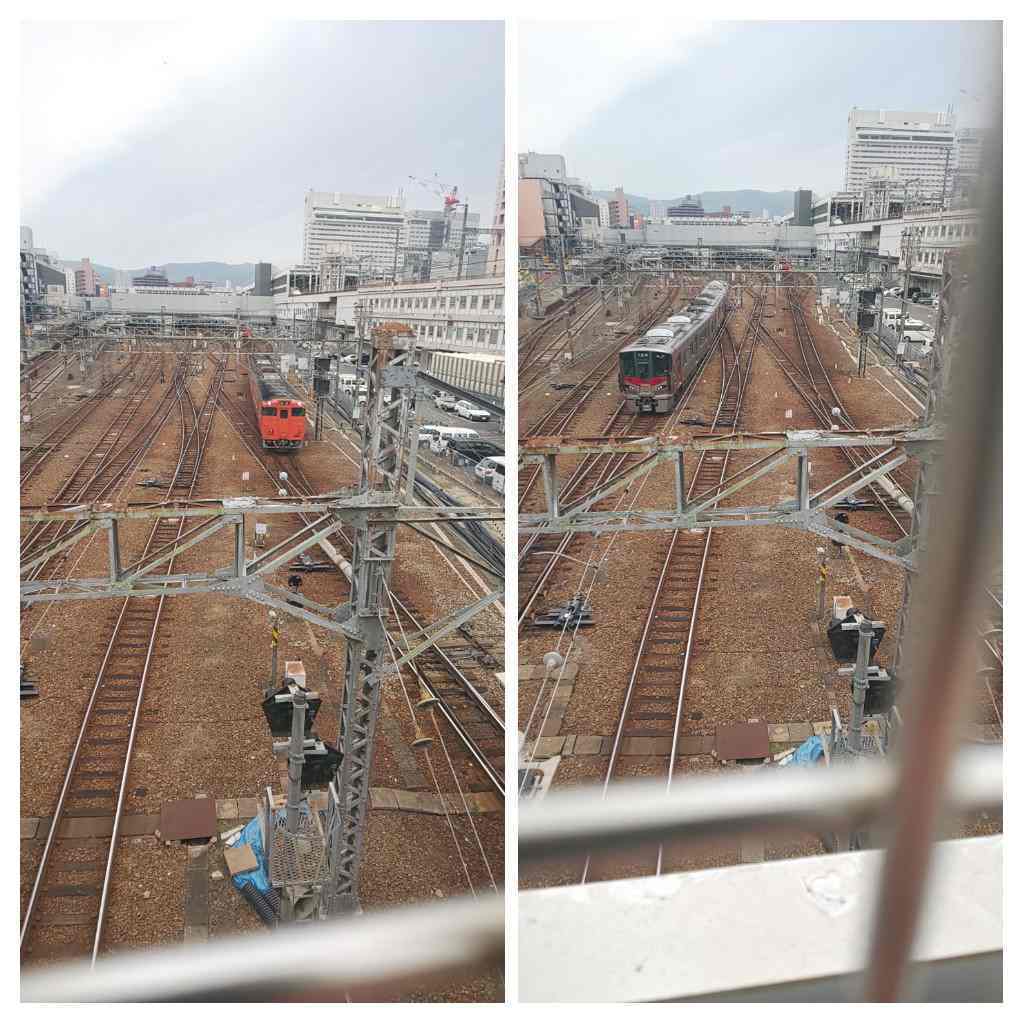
<box><xmin>21</xmin><ymin>21</ymin><xmax>504</xmax><ymax>269</ymax></box>
<box><xmin>520</xmin><ymin>20</ymin><xmax>1000</xmax><ymax>197</ymax></box>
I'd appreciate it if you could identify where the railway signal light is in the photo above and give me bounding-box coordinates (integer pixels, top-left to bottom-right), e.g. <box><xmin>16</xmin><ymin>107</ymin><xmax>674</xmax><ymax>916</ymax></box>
<box><xmin>299</xmin><ymin>741</ymin><xmax>343</xmax><ymax>787</ymax></box>
<box><xmin>262</xmin><ymin>681</ymin><xmax>321</xmax><ymax>736</ymax></box>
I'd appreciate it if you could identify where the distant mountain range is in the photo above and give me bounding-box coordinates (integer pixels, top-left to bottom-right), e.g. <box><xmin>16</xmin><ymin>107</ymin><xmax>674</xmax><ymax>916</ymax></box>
<box><xmin>75</xmin><ymin>261</ymin><xmax>257</xmax><ymax>287</ymax></box>
<box><xmin>592</xmin><ymin>189</ymin><xmax>797</xmax><ymax>218</ymax></box>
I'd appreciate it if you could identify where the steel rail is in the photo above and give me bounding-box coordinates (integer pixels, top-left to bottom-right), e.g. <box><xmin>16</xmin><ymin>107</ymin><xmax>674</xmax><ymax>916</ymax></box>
<box><xmin>19</xmin><ymin>356</ymin><xmax>220</xmax><ymax>961</ymax></box>
<box><xmin>519</xmin><ymin>286</ymin><xmax>683</xmax><ymax>506</ymax></box>
<box><xmin>20</xmin><ymin>355</ymin><xmax>144</xmax><ymax>485</ymax></box>
<box><xmin>214</xmin><ymin>375</ymin><xmax>506</xmax><ymax>796</ymax></box>
<box><xmin>21</xmin><ymin>351</ymin><xmax>68</xmax><ymax>402</ymax></box>
<box><xmin>20</xmin><ymin>360</ymin><xmax>176</xmax><ymax>565</ymax></box>
<box><xmin>754</xmin><ymin>301</ymin><xmax>909</xmax><ymax>534</ymax></box>
<box><xmin>520</xmin><ymin>294</ymin><xmax>605</xmax><ymax>394</ymax></box>
<box><xmin>91</xmin><ymin>359</ymin><xmax>225</xmax><ymax>961</ymax></box>
<box><xmin>787</xmin><ymin>291</ymin><xmax>910</xmax><ymax>534</ymax></box>
<box><xmin>581</xmin><ymin>289</ymin><xmax>764</xmax><ymax>884</ymax></box>
<box><xmin>518</xmin><ymin>292</ymin><xmax>729</xmax><ymax>626</ymax></box>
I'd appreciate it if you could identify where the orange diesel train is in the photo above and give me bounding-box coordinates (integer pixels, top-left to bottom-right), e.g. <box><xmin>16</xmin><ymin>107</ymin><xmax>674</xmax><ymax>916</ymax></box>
<box><xmin>248</xmin><ymin>354</ymin><xmax>307</xmax><ymax>450</ymax></box>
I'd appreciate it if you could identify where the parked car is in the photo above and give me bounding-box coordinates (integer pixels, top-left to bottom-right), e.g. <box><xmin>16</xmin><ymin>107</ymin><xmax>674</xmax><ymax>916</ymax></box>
<box><xmin>454</xmin><ymin>400</ymin><xmax>491</xmax><ymax>422</ymax></box>
<box><xmin>474</xmin><ymin>455</ymin><xmax>506</xmax><ymax>483</ymax></box>
<box><xmin>434</xmin><ymin>392</ymin><xmax>458</xmax><ymax>412</ymax></box>
<box><xmin>914</xmin><ymin>292</ymin><xmax>934</xmax><ymax>304</ymax></box>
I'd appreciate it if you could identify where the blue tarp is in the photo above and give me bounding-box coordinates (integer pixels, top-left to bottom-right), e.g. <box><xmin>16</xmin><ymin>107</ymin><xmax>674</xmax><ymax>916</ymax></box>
<box><xmin>229</xmin><ymin>816</ymin><xmax>272</xmax><ymax>896</ymax></box>
<box><xmin>792</xmin><ymin>735</ymin><xmax>824</xmax><ymax>765</ymax></box>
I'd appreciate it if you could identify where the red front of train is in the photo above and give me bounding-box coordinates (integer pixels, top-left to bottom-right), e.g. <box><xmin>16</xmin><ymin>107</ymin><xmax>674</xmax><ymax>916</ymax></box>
<box><xmin>248</xmin><ymin>355</ymin><xmax>307</xmax><ymax>450</ymax></box>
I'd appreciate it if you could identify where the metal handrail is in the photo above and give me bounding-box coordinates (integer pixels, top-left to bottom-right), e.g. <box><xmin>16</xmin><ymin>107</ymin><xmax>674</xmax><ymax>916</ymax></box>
<box><xmin>22</xmin><ymin>894</ymin><xmax>503</xmax><ymax>1002</ymax></box>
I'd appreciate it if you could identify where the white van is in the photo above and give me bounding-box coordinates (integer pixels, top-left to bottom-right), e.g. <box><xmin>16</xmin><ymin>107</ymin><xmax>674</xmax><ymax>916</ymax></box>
<box><xmin>429</xmin><ymin>426</ymin><xmax>479</xmax><ymax>454</ymax></box>
<box><xmin>418</xmin><ymin>425</ymin><xmax>447</xmax><ymax>445</ymax></box>
<box><xmin>474</xmin><ymin>455</ymin><xmax>506</xmax><ymax>483</ymax></box>
<box><xmin>338</xmin><ymin>373</ymin><xmax>367</xmax><ymax>397</ymax></box>
<box><xmin>881</xmin><ymin>308</ymin><xmax>908</xmax><ymax>327</ymax></box>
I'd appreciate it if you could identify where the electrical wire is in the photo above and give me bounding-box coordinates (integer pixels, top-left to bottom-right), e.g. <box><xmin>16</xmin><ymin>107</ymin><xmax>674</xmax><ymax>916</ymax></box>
<box><xmin>383</xmin><ymin>581</ymin><xmax>498</xmax><ymax>895</ymax></box>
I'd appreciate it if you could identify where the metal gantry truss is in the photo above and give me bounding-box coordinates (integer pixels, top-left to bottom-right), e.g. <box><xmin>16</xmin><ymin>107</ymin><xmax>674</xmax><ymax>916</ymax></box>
<box><xmin>21</xmin><ymin>326</ymin><xmax>503</xmax><ymax>919</ymax></box>
<box><xmin>320</xmin><ymin>325</ymin><xmax>418</xmax><ymax>914</ymax></box>
<box><xmin>519</xmin><ymin>427</ymin><xmax>940</xmax><ymax>571</ymax></box>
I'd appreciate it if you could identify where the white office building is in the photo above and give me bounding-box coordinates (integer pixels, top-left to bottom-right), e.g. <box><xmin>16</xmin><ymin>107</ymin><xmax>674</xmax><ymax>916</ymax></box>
<box><xmin>302</xmin><ymin>191</ymin><xmax>405</xmax><ymax>275</ymax></box>
<box><xmin>335</xmin><ymin>276</ymin><xmax>504</xmax><ymax>355</ymax></box>
<box><xmin>845</xmin><ymin>109</ymin><xmax>956</xmax><ymax>195</ymax></box>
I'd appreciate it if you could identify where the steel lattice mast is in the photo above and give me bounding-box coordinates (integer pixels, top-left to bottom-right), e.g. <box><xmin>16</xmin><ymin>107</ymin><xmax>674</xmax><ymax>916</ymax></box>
<box><xmin>321</xmin><ymin>323</ymin><xmax>423</xmax><ymax>915</ymax></box>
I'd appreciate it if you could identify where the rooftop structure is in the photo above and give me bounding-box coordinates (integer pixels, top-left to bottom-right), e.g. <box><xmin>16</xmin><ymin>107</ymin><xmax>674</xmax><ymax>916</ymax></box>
<box><xmin>667</xmin><ymin>195</ymin><xmax>705</xmax><ymax>218</ymax></box>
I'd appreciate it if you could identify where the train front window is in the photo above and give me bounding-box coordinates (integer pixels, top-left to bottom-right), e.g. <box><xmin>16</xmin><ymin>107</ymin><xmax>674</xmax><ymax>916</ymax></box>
<box><xmin>623</xmin><ymin>351</ymin><xmax>671</xmax><ymax>379</ymax></box>
<box><xmin>279</xmin><ymin>408</ymin><xmax>289</xmax><ymax>419</ymax></box>
<box><xmin>622</xmin><ymin>351</ymin><xmax>651</xmax><ymax>378</ymax></box>
<box><xmin>292</xmin><ymin>407</ymin><xmax>305</xmax><ymax>417</ymax></box>
<box><xmin>261</xmin><ymin>407</ymin><xmax>277</xmax><ymax>416</ymax></box>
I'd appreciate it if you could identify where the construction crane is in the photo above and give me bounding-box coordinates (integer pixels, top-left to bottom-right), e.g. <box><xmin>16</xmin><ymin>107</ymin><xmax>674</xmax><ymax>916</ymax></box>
<box><xmin>407</xmin><ymin>174</ymin><xmax>460</xmax><ymax>209</ymax></box>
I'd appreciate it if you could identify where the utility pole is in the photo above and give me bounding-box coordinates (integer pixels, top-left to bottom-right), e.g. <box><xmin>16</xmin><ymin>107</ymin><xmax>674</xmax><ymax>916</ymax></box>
<box><xmin>556</xmin><ymin>234</ymin><xmax>568</xmax><ymax>299</ymax></box>
<box><xmin>268</xmin><ymin>610</ymin><xmax>280</xmax><ymax>688</ymax></box>
<box><xmin>814</xmin><ymin>547</ymin><xmax>828</xmax><ymax>621</ymax></box>
<box><xmin>456</xmin><ymin>203</ymin><xmax>470</xmax><ymax>281</ymax></box>
<box><xmin>896</xmin><ymin>228</ymin><xmax>915</xmax><ymax>364</ymax></box>
<box><xmin>320</xmin><ymin>324</ymin><xmax>423</xmax><ymax>916</ymax></box>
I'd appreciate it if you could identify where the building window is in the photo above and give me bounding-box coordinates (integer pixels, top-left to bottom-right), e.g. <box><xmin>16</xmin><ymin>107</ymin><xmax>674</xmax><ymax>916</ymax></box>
<box><xmin>481</xmin><ymin>295</ymin><xmax>491</xmax><ymax>310</ymax></box>
<box><xmin>470</xmin><ymin>295</ymin><xmax>479</xmax><ymax>310</ymax></box>
<box><xmin>459</xmin><ymin>296</ymin><xmax>467</xmax><ymax>310</ymax></box>
<box><xmin>495</xmin><ymin>294</ymin><xmax>504</xmax><ymax>310</ymax></box>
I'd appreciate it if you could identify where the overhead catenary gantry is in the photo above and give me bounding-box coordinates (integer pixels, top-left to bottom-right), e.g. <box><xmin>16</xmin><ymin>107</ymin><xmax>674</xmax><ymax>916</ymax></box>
<box><xmin>20</xmin><ymin>323</ymin><xmax>505</xmax><ymax>920</ymax></box>
<box><xmin>519</xmin><ymin>427</ymin><xmax>936</xmax><ymax>570</ymax></box>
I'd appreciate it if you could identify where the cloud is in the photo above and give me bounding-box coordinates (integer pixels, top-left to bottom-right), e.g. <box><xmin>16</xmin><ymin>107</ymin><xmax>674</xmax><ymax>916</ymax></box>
<box><xmin>21</xmin><ymin>21</ymin><xmax>275</xmax><ymax>209</ymax></box>
<box><xmin>518</xmin><ymin>20</ymin><xmax>714</xmax><ymax>151</ymax></box>
<box><xmin>21</xmin><ymin>21</ymin><xmax>504</xmax><ymax>267</ymax></box>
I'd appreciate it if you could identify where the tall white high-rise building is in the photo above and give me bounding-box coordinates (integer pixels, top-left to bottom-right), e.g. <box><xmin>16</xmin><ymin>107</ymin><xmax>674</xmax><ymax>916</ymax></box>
<box><xmin>302</xmin><ymin>191</ymin><xmax>405</xmax><ymax>275</ymax></box>
<box><xmin>844</xmin><ymin>109</ymin><xmax>956</xmax><ymax>194</ymax></box>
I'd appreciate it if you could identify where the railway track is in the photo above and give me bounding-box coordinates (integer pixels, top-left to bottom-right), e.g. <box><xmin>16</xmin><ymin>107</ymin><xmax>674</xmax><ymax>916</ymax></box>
<box><xmin>519</xmin><ymin>286</ymin><xmax>684</xmax><ymax>498</ymax></box>
<box><xmin>216</xmin><ymin>372</ymin><xmax>505</xmax><ymax>797</ymax></box>
<box><xmin>21</xmin><ymin>360</ymin><xmax>179</xmax><ymax>577</ymax></box>
<box><xmin>520</xmin><ymin>292</ymin><xmax>604</xmax><ymax>394</ymax></box>
<box><xmin>21</xmin><ymin>350</ymin><xmax>66</xmax><ymax>402</ymax></box>
<box><xmin>520</xmin><ymin>286</ymin><xmax>723</xmax><ymax>625</ymax></box>
<box><xmin>21</xmin><ymin>354</ymin><xmax>149</xmax><ymax>487</ymax></box>
<box><xmin>755</xmin><ymin>288</ymin><xmax>912</xmax><ymax>536</ymax></box>
<box><xmin>21</xmin><ymin>358</ymin><xmax>226</xmax><ymax>964</ymax></box>
<box><xmin>581</xmin><ymin>289</ymin><xmax>765</xmax><ymax>884</ymax></box>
